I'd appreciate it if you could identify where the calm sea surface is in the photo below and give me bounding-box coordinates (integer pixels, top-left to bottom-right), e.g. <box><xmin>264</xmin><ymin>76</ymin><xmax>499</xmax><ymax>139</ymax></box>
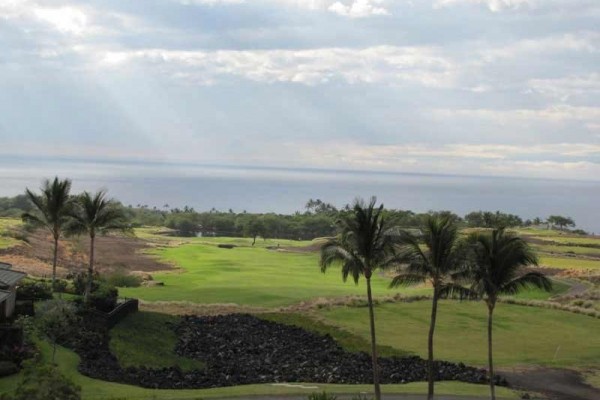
<box><xmin>1</xmin><ymin>158</ymin><xmax>599</xmax><ymax>233</ymax></box>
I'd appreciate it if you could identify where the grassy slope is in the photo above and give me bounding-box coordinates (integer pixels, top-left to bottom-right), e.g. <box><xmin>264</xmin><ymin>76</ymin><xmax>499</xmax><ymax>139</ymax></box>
<box><xmin>0</xmin><ymin>218</ymin><xmax>21</xmax><ymax>249</ymax></box>
<box><xmin>110</xmin><ymin>312</ymin><xmax>204</xmax><ymax>371</ymax></box>
<box><xmin>0</xmin><ymin>341</ymin><xmax>520</xmax><ymax>400</ymax></box>
<box><xmin>539</xmin><ymin>256</ymin><xmax>600</xmax><ymax>270</ymax></box>
<box><xmin>318</xmin><ymin>301</ymin><xmax>600</xmax><ymax>367</ymax></box>
<box><xmin>121</xmin><ymin>242</ymin><xmax>426</xmax><ymax>307</ymax></box>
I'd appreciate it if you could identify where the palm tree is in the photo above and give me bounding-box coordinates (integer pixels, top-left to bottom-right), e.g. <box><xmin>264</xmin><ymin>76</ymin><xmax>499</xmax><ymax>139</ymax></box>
<box><xmin>320</xmin><ymin>197</ymin><xmax>397</xmax><ymax>400</ymax></box>
<box><xmin>67</xmin><ymin>190</ymin><xmax>129</xmax><ymax>301</ymax></box>
<box><xmin>390</xmin><ymin>215</ymin><xmax>470</xmax><ymax>400</ymax></box>
<box><xmin>467</xmin><ymin>228</ymin><xmax>552</xmax><ymax>400</ymax></box>
<box><xmin>22</xmin><ymin>177</ymin><xmax>73</xmax><ymax>292</ymax></box>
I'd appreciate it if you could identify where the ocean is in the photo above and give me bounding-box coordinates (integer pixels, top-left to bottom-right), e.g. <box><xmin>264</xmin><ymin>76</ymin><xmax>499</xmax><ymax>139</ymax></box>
<box><xmin>1</xmin><ymin>157</ymin><xmax>599</xmax><ymax>233</ymax></box>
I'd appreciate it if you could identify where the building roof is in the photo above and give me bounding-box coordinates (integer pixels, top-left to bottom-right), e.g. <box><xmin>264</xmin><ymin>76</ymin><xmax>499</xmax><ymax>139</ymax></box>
<box><xmin>0</xmin><ymin>290</ymin><xmax>10</xmax><ymax>303</ymax></box>
<box><xmin>0</xmin><ymin>262</ymin><xmax>11</xmax><ymax>270</ymax></box>
<box><xmin>0</xmin><ymin>268</ymin><xmax>26</xmax><ymax>287</ymax></box>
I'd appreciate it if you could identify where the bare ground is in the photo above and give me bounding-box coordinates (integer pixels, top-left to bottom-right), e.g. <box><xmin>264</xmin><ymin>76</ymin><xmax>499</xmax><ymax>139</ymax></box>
<box><xmin>500</xmin><ymin>367</ymin><xmax>600</xmax><ymax>400</ymax></box>
<box><xmin>0</xmin><ymin>229</ymin><xmax>172</xmax><ymax>277</ymax></box>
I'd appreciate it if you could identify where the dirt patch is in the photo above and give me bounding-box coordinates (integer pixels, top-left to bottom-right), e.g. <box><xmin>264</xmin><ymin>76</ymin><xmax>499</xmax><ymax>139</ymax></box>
<box><xmin>0</xmin><ymin>229</ymin><xmax>173</xmax><ymax>277</ymax></box>
<box><xmin>501</xmin><ymin>367</ymin><xmax>600</xmax><ymax>400</ymax></box>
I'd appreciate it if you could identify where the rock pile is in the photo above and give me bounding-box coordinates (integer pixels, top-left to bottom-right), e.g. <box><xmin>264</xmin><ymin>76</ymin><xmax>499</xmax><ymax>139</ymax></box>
<box><xmin>76</xmin><ymin>313</ymin><xmax>506</xmax><ymax>389</ymax></box>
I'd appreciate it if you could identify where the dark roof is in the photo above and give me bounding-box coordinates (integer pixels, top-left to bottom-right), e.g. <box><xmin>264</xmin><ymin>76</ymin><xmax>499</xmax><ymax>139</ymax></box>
<box><xmin>0</xmin><ymin>269</ymin><xmax>26</xmax><ymax>287</ymax></box>
<box><xmin>0</xmin><ymin>262</ymin><xmax>11</xmax><ymax>270</ymax></box>
<box><xmin>0</xmin><ymin>290</ymin><xmax>10</xmax><ymax>303</ymax></box>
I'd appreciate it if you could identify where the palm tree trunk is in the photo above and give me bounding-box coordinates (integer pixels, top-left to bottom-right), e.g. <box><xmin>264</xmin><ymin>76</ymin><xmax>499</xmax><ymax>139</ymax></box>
<box><xmin>85</xmin><ymin>234</ymin><xmax>95</xmax><ymax>302</ymax></box>
<box><xmin>488</xmin><ymin>304</ymin><xmax>496</xmax><ymax>400</ymax></box>
<box><xmin>52</xmin><ymin>234</ymin><xmax>59</xmax><ymax>293</ymax></box>
<box><xmin>427</xmin><ymin>289</ymin><xmax>439</xmax><ymax>400</ymax></box>
<box><xmin>366</xmin><ymin>276</ymin><xmax>381</xmax><ymax>400</ymax></box>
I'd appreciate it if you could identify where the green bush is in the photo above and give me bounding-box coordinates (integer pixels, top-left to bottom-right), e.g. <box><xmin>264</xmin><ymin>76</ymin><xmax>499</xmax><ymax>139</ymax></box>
<box><xmin>16</xmin><ymin>280</ymin><xmax>52</xmax><ymax>300</ymax></box>
<box><xmin>1</xmin><ymin>360</ymin><xmax>81</xmax><ymax>400</ymax></box>
<box><xmin>307</xmin><ymin>392</ymin><xmax>337</xmax><ymax>400</ymax></box>
<box><xmin>68</xmin><ymin>272</ymin><xmax>99</xmax><ymax>296</ymax></box>
<box><xmin>105</xmin><ymin>271</ymin><xmax>142</xmax><ymax>288</ymax></box>
<box><xmin>87</xmin><ymin>283</ymin><xmax>118</xmax><ymax>312</ymax></box>
<box><xmin>0</xmin><ymin>361</ymin><xmax>18</xmax><ymax>378</ymax></box>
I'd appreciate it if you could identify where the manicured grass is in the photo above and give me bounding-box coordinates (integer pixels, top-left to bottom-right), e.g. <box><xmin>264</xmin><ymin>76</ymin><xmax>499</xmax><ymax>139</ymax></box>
<box><xmin>317</xmin><ymin>301</ymin><xmax>600</xmax><ymax>367</ymax></box>
<box><xmin>510</xmin><ymin>278</ymin><xmax>570</xmax><ymax>300</ymax></box>
<box><xmin>539</xmin><ymin>256</ymin><xmax>600</xmax><ymax>270</ymax></box>
<box><xmin>534</xmin><ymin>244</ymin><xmax>600</xmax><ymax>257</ymax></box>
<box><xmin>0</xmin><ymin>341</ymin><xmax>520</xmax><ymax>399</ymax></box>
<box><xmin>120</xmin><ymin>242</ymin><xmax>426</xmax><ymax>307</ymax></box>
<box><xmin>260</xmin><ymin>313</ymin><xmax>408</xmax><ymax>357</ymax></box>
<box><xmin>110</xmin><ymin>311</ymin><xmax>204</xmax><ymax>371</ymax></box>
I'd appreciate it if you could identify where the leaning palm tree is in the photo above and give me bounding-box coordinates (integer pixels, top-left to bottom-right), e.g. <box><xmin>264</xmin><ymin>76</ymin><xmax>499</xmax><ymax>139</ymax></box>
<box><xmin>320</xmin><ymin>197</ymin><xmax>397</xmax><ymax>400</ymax></box>
<box><xmin>67</xmin><ymin>190</ymin><xmax>129</xmax><ymax>301</ymax></box>
<box><xmin>22</xmin><ymin>177</ymin><xmax>73</xmax><ymax>292</ymax></box>
<box><xmin>467</xmin><ymin>228</ymin><xmax>552</xmax><ymax>400</ymax></box>
<box><xmin>390</xmin><ymin>215</ymin><xmax>470</xmax><ymax>400</ymax></box>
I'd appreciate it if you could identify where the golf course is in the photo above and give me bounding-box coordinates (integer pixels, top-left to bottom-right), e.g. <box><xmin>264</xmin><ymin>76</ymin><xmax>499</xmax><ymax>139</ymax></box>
<box><xmin>1</xmin><ymin>217</ymin><xmax>599</xmax><ymax>400</ymax></box>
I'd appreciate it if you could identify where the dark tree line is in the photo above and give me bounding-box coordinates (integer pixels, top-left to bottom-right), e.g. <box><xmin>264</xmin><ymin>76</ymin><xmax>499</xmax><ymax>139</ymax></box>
<box><xmin>0</xmin><ymin>193</ymin><xmax>581</xmax><ymax>240</ymax></box>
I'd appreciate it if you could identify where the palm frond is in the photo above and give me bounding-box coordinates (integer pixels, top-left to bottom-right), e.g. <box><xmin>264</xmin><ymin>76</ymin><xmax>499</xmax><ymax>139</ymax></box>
<box><xmin>500</xmin><ymin>272</ymin><xmax>553</xmax><ymax>295</ymax></box>
<box><xmin>389</xmin><ymin>272</ymin><xmax>427</xmax><ymax>288</ymax></box>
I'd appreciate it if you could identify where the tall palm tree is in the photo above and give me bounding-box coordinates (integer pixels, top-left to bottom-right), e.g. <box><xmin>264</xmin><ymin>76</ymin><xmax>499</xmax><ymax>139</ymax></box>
<box><xmin>467</xmin><ymin>228</ymin><xmax>552</xmax><ymax>400</ymax></box>
<box><xmin>320</xmin><ymin>197</ymin><xmax>397</xmax><ymax>400</ymax></box>
<box><xmin>67</xmin><ymin>190</ymin><xmax>129</xmax><ymax>301</ymax></box>
<box><xmin>390</xmin><ymin>215</ymin><xmax>470</xmax><ymax>400</ymax></box>
<box><xmin>22</xmin><ymin>177</ymin><xmax>73</xmax><ymax>291</ymax></box>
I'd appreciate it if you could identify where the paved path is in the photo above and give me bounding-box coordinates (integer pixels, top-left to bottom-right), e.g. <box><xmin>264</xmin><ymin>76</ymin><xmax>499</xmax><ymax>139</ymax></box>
<box><xmin>214</xmin><ymin>396</ymin><xmax>492</xmax><ymax>400</ymax></box>
<box><xmin>501</xmin><ymin>367</ymin><xmax>600</xmax><ymax>400</ymax></box>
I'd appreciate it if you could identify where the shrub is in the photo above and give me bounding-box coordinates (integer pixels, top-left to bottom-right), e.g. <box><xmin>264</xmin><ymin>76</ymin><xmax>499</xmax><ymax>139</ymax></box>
<box><xmin>16</xmin><ymin>280</ymin><xmax>52</xmax><ymax>300</ymax></box>
<box><xmin>36</xmin><ymin>300</ymin><xmax>80</xmax><ymax>362</ymax></box>
<box><xmin>1</xmin><ymin>360</ymin><xmax>81</xmax><ymax>400</ymax></box>
<box><xmin>307</xmin><ymin>392</ymin><xmax>337</xmax><ymax>400</ymax></box>
<box><xmin>69</xmin><ymin>272</ymin><xmax>100</xmax><ymax>296</ymax></box>
<box><xmin>87</xmin><ymin>283</ymin><xmax>118</xmax><ymax>312</ymax></box>
<box><xmin>0</xmin><ymin>361</ymin><xmax>18</xmax><ymax>378</ymax></box>
<box><xmin>53</xmin><ymin>279</ymin><xmax>68</xmax><ymax>293</ymax></box>
<box><xmin>105</xmin><ymin>271</ymin><xmax>142</xmax><ymax>288</ymax></box>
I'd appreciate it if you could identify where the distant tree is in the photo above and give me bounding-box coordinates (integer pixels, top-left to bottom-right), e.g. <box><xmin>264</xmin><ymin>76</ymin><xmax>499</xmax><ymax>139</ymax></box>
<box><xmin>320</xmin><ymin>197</ymin><xmax>398</xmax><ymax>400</ymax></box>
<box><xmin>305</xmin><ymin>199</ymin><xmax>338</xmax><ymax>215</ymax></box>
<box><xmin>237</xmin><ymin>215</ymin><xmax>264</xmax><ymax>245</ymax></box>
<box><xmin>390</xmin><ymin>215</ymin><xmax>470</xmax><ymax>400</ymax></box>
<box><xmin>22</xmin><ymin>177</ymin><xmax>74</xmax><ymax>291</ymax></box>
<box><xmin>67</xmin><ymin>190</ymin><xmax>129</xmax><ymax>301</ymax></box>
<box><xmin>465</xmin><ymin>211</ymin><xmax>522</xmax><ymax>229</ymax></box>
<box><xmin>547</xmin><ymin>215</ymin><xmax>575</xmax><ymax>230</ymax></box>
<box><xmin>466</xmin><ymin>229</ymin><xmax>552</xmax><ymax>400</ymax></box>
<box><xmin>165</xmin><ymin>213</ymin><xmax>201</xmax><ymax>236</ymax></box>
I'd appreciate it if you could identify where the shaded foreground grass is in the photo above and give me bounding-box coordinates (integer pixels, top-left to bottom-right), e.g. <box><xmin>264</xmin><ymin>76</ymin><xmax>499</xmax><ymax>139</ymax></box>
<box><xmin>0</xmin><ymin>340</ymin><xmax>520</xmax><ymax>400</ymax></box>
<box><xmin>317</xmin><ymin>301</ymin><xmax>600</xmax><ymax>367</ymax></box>
<box><xmin>110</xmin><ymin>311</ymin><xmax>204</xmax><ymax>371</ymax></box>
<box><xmin>121</xmin><ymin>242</ymin><xmax>426</xmax><ymax>307</ymax></box>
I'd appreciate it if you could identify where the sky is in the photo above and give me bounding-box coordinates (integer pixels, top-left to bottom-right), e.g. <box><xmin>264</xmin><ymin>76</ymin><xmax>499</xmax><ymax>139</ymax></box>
<box><xmin>0</xmin><ymin>0</ymin><xmax>599</xmax><ymax>181</ymax></box>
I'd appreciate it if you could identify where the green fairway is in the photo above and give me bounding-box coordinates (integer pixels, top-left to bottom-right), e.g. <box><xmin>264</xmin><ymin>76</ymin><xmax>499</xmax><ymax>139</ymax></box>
<box><xmin>534</xmin><ymin>244</ymin><xmax>600</xmax><ymax>257</ymax></box>
<box><xmin>110</xmin><ymin>311</ymin><xmax>204</xmax><ymax>371</ymax></box>
<box><xmin>539</xmin><ymin>256</ymin><xmax>600</xmax><ymax>270</ymax></box>
<box><xmin>317</xmin><ymin>301</ymin><xmax>600</xmax><ymax>367</ymax></box>
<box><xmin>0</xmin><ymin>341</ymin><xmax>520</xmax><ymax>400</ymax></box>
<box><xmin>120</xmin><ymin>242</ymin><xmax>426</xmax><ymax>307</ymax></box>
